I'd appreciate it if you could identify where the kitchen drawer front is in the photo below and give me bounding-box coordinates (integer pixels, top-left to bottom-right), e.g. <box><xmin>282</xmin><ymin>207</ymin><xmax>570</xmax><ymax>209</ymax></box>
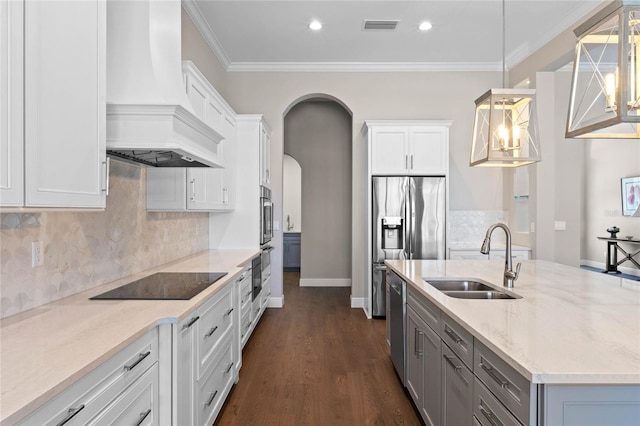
<box><xmin>197</xmin><ymin>284</ymin><xmax>234</xmax><ymax>378</ymax></box>
<box><xmin>239</xmin><ymin>273</ymin><xmax>253</xmax><ymax>307</ymax></box>
<box><xmin>441</xmin><ymin>313</ymin><xmax>473</xmax><ymax>369</ymax></box>
<box><xmin>88</xmin><ymin>362</ymin><xmax>158</xmax><ymax>426</ymax></box>
<box><xmin>475</xmin><ymin>340</ymin><xmax>531</xmax><ymax>425</ymax></box>
<box><xmin>198</xmin><ymin>337</ymin><xmax>234</xmax><ymax>426</ymax></box>
<box><xmin>261</xmin><ymin>275</ymin><xmax>271</xmax><ymax>308</ymax></box>
<box><xmin>449</xmin><ymin>249</ymin><xmax>489</xmax><ymax>260</ymax></box>
<box><xmin>407</xmin><ymin>286</ymin><xmax>440</xmax><ymax>333</ymax></box>
<box><xmin>490</xmin><ymin>251</ymin><xmax>530</xmax><ymax>261</ymax></box>
<box><xmin>240</xmin><ymin>307</ymin><xmax>252</xmax><ymax>347</ymax></box>
<box><xmin>473</xmin><ymin>377</ymin><xmax>522</xmax><ymax>426</ymax></box>
<box><xmin>17</xmin><ymin>328</ymin><xmax>159</xmax><ymax>426</ymax></box>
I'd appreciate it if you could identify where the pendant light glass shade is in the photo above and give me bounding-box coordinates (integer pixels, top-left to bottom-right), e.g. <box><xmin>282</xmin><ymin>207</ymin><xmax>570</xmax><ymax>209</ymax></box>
<box><xmin>470</xmin><ymin>89</ymin><xmax>541</xmax><ymax>167</ymax></box>
<box><xmin>566</xmin><ymin>0</ymin><xmax>640</xmax><ymax>138</ymax></box>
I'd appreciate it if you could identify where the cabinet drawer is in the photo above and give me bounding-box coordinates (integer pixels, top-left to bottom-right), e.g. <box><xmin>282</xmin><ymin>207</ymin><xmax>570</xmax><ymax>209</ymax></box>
<box><xmin>198</xmin><ymin>337</ymin><xmax>234</xmax><ymax>426</ymax></box>
<box><xmin>440</xmin><ymin>313</ymin><xmax>473</xmax><ymax>369</ymax></box>
<box><xmin>240</xmin><ymin>308</ymin><xmax>252</xmax><ymax>345</ymax></box>
<box><xmin>475</xmin><ymin>340</ymin><xmax>531</xmax><ymax>425</ymax></box>
<box><xmin>407</xmin><ymin>286</ymin><xmax>440</xmax><ymax>333</ymax></box>
<box><xmin>449</xmin><ymin>250</ymin><xmax>489</xmax><ymax>260</ymax></box>
<box><xmin>240</xmin><ymin>275</ymin><xmax>253</xmax><ymax>307</ymax></box>
<box><xmin>473</xmin><ymin>378</ymin><xmax>522</xmax><ymax>426</ymax></box>
<box><xmin>197</xmin><ymin>285</ymin><xmax>234</xmax><ymax>378</ymax></box>
<box><xmin>88</xmin><ymin>362</ymin><xmax>158</xmax><ymax>426</ymax></box>
<box><xmin>17</xmin><ymin>328</ymin><xmax>158</xmax><ymax>426</ymax></box>
<box><xmin>490</xmin><ymin>251</ymin><xmax>530</xmax><ymax>261</ymax></box>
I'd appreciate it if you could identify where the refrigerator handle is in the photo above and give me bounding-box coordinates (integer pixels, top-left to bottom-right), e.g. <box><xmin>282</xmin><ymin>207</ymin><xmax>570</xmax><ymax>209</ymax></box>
<box><xmin>405</xmin><ymin>180</ymin><xmax>412</xmax><ymax>259</ymax></box>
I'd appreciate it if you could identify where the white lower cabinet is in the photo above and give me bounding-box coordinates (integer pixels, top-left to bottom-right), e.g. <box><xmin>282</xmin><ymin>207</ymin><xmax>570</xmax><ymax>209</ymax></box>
<box><xmin>16</xmin><ymin>328</ymin><xmax>160</xmax><ymax>426</ymax></box>
<box><xmin>175</xmin><ymin>280</ymin><xmax>238</xmax><ymax>426</ymax></box>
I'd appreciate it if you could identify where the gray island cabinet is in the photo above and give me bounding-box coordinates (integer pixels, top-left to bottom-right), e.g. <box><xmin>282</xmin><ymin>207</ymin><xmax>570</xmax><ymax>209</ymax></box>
<box><xmin>387</xmin><ymin>260</ymin><xmax>640</xmax><ymax>426</ymax></box>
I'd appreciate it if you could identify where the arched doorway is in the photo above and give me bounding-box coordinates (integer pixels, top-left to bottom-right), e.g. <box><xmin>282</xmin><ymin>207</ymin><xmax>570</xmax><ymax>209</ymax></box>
<box><xmin>282</xmin><ymin>96</ymin><xmax>353</xmax><ymax>291</ymax></box>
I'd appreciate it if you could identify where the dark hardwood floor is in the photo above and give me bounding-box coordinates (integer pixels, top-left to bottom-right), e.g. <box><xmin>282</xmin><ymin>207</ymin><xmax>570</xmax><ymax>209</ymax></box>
<box><xmin>214</xmin><ymin>272</ymin><xmax>421</xmax><ymax>425</ymax></box>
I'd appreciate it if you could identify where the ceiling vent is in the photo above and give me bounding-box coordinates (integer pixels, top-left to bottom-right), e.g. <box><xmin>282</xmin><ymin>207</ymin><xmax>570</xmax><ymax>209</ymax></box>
<box><xmin>362</xmin><ymin>20</ymin><xmax>399</xmax><ymax>31</ymax></box>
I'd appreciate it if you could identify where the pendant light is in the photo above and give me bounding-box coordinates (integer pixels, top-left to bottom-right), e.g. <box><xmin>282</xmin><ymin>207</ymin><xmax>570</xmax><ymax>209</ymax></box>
<box><xmin>470</xmin><ymin>0</ymin><xmax>541</xmax><ymax>167</ymax></box>
<box><xmin>566</xmin><ymin>0</ymin><xmax>640</xmax><ymax>138</ymax></box>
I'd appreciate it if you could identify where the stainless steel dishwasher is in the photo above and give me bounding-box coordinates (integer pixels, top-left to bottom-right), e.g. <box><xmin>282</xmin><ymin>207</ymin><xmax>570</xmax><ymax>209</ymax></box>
<box><xmin>389</xmin><ymin>270</ymin><xmax>406</xmax><ymax>384</ymax></box>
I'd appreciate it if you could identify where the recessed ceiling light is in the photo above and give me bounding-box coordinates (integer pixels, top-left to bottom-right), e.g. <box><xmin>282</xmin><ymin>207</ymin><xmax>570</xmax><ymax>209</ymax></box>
<box><xmin>418</xmin><ymin>21</ymin><xmax>433</xmax><ymax>31</ymax></box>
<box><xmin>309</xmin><ymin>20</ymin><xmax>323</xmax><ymax>30</ymax></box>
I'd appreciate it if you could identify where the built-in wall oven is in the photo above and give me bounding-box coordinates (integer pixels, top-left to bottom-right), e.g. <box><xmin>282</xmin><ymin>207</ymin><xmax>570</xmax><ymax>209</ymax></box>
<box><xmin>260</xmin><ymin>186</ymin><xmax>273</xmax><ymax>246</ymax></box>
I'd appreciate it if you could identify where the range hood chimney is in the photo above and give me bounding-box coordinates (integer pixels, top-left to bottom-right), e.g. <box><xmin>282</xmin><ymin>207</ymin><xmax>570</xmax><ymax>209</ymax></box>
<box><xmin>106</xmin><ymin>0</ymin><xmax>223</xmax><ymax>167</ymax></box>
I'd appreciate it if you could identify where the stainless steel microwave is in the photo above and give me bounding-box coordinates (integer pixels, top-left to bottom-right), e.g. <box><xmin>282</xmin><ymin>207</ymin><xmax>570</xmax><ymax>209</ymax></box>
<box><xmin>260</xmin><ymin>186</ymin><xmax>273</xmax><ymax>245</ymax></box>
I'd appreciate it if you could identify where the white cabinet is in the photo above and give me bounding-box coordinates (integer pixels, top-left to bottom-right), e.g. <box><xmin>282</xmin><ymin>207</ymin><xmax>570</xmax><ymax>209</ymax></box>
<box><xmin>175</xmin><ymin>280</ymin><xmax>238</xmax><ymax>426</ymax></box>
<box><xmin>16</xmin><ymin>328</ymin><xmax>160</xmax><ymax>426</ymax></box>
<box><xmin>1</xmin><ymin>0</ymin><xmax>107</xmax><ymax>209</ymax></box>
<box><xmin>146</xmin><ymin>62</ymin><xmax>236</xmax><ymax>212</ymax></box>
<box><xmin>260</xmin><ymin>123</ymin><xmax>271</xmax><ymax>188</ymax></box>
<box><xmin>366</xmin><ymin>121</ymin><xmax>451</xmax><ymax>176</ymax></box>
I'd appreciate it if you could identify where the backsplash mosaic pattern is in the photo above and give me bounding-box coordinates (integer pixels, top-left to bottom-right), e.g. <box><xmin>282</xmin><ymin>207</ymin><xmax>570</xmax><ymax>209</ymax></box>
<box><xmin>0</xmin><ymin>160</ymin><xmax>209</xmax><ymax>318</ymax></box>
<box><xmin>449</xmin><ymin>210</ymin><xmax>508</xmax><ymax>246</ymax></box>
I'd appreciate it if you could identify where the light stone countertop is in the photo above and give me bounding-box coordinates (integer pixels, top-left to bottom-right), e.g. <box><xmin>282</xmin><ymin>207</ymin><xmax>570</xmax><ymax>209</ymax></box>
<box><xmin>385</xmin><ymin>259</ymin><xmax>640</xmax><ymax>385</ymax></box>
<box><xmin>0</xmin><ymin>249</ymin><xmax>259</xmax><ymax>425</ymax></box>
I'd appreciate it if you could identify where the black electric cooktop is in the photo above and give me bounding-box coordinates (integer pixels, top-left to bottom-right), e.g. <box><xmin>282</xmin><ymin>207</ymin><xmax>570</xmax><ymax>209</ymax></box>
<box><xmin>90</xmin><ymin>272</ymin><xmax>227</xmax><ymax>300</ymax></box>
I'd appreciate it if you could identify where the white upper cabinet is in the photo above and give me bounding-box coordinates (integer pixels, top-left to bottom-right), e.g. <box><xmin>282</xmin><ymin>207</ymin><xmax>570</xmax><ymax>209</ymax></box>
<box><xmin>1</xmin><ymin>0</ymin><xmax>107</xmax><ymax>209</ymax></box>
<box><xmin>0</xmin><ymin>0</ymin><xmax>24</xmax><ymax>206</ymax></box>
<box><xmin>259</xmin><ymin>123</ymin><xmax>271</xmax><ymax>188</ymax></box>
<box><xmin>367</xmin><ymin>121</ymin><xmax>451</xmax><ymax>176</ymax></box>
<box><xmin>146</xmin><ymin>62</ymin><xmax>236</xmax><ymax>212</ymax></box>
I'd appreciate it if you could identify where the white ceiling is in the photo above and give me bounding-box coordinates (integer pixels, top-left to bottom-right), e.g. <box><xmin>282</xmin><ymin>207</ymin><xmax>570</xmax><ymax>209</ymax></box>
<box><xmin>183</xmin><ymin>0</ymin><xmax>606</xmax><ymax>72</ymax></box>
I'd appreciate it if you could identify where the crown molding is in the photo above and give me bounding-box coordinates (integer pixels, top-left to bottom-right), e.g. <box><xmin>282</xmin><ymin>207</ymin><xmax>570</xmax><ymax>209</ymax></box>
<box><xmin>505</xmin><ymin>0</ymin><xmax>604</xmax><ymax>68</ymax></box>
<box><xmin>182</xmin><ymin>0</ymin><xmax>231</xmax><ymax>69</ymax></box>
<box><xmin>183</xmin><ymin>0</ymin><xmax>601</xmax><ymax>74</ymax></box>
<box><xmin>226</xmin><ymin>62</ymin><xmax>502</xmax><ymax>73</ymax></box>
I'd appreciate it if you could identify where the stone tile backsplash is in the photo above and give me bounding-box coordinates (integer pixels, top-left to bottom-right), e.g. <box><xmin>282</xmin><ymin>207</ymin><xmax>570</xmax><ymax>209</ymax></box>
<box><xmin>0</xmin><ymin>160</ymin><xmax>209</xmax><ymax>318</ymax></box>
<box><xmin>449</xmin><ymin>210</ymin><xmax>508</xmax><ymax>246</ymax></box>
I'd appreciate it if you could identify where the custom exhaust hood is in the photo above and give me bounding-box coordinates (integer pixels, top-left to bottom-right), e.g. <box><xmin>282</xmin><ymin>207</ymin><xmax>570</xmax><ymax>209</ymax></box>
<box><xmin>106</xmin><ymin>0</ymin><xmax>223</xmax><ymax>167</ymax></box>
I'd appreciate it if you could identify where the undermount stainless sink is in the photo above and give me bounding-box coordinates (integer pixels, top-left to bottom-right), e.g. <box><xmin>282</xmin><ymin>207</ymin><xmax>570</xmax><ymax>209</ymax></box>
<box><xmin>427</xmin><ymin>279</ymin><xmax>495</xmax><ymax>292</ymax></box>
<box><xmin>444</xmin><ymin>291</ymin><xmax>519</xmax><ymax>300</ymax></box>
<box><xmin>424</xmin><ymin>278</ymin><xmax>521</xmax><ymax>300</ymax></box>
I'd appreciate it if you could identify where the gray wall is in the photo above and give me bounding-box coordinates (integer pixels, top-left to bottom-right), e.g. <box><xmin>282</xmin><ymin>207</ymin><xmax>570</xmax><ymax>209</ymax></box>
<box><xmin>284</xmin><ymin>100</ymin><xmax>352</xmax><ymax>283</ymax></box>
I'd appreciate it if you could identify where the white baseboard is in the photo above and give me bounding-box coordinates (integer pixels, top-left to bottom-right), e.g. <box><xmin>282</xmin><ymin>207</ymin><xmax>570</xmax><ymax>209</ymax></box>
<box><xmin>268</xmin><ymin>295</ymin><xmax>284</xmax><ymax>308</ymax></box>
<box><xmin>580</xmin><ymin>259</ymin><xmax>640</xmax><ymax>277</ymax></box>
<box><xmin>350</xmin><ymin>296</ymin><xmax>365</xmax><ymax>309</ymax></box>
<box><xmin>299</xmin><ymin>278</ymin><xmax>351</xmax><ymax>287</ymax></box>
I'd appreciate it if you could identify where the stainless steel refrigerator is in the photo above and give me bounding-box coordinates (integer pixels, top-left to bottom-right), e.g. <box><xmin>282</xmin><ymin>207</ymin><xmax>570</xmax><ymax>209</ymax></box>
<box><xmin>371</xmin><ymin>176</ymin><xmax>446</xmax><ymax>317</ymax></box>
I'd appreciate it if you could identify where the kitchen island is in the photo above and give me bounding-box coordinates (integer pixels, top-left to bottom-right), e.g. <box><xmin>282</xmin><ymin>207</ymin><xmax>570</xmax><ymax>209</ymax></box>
<box><xmin>0</xmin><ymin>249</ymin><xmax>259</xmax><ymax>425</ymax></box>
<box><xmin>386</xmin><ymin>259</ymin><xmax>640</xmax><ymax>425</ymax></box>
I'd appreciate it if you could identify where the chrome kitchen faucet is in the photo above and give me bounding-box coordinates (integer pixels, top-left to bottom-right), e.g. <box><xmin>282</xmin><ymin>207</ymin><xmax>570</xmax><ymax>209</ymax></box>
<box><xmin>480</xmin><ymin>223</ymin><xmax>521</xmax><ymax>288</ymax></box>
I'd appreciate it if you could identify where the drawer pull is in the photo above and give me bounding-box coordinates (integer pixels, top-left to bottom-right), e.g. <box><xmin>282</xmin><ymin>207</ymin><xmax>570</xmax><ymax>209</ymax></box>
<box><xmin>225</xmin><ymin>307</ymin><xmax>234</xmax><ymax>317</ymax></box>
<box><xmin>135</xmin><ymin>408</ymin><xmax>152</xmax><ymax>426</ymax></box>
<box><xmin>204</xmin><ymin>390</ymin><xmax>218</xmax><ymax>407</ymax></box>
<box><xmin>56</xmin><ymin>404</ymin><xmax>85</xmax><ymax>426</ymax></box>
<box><xmin>225</xmin><ymin>362</ymin><xmax>234</xmax><ymax>374</ymax></box>
<box><xmin>444</xmin><ymin>355</ymin><xmax>468</xmax><ymax>384</ymax></box>
<box><xmin>124</xmin><ymin>351</ymin><xmax>151</xmax><ymax>371</ymax></box>
<box><xmin>245</xmin><ymin>290</ymin><xmax>253</xmax><ymax>298</ymax></box>
<box><xmin>480</xmin><ymin>403</ymin><xmax>503</xmax><ymax>426</ymax></box>
<box><xmin>480</xmin><ymin>359</ymin><xmax>509</xmax><ymax>389</ymax></box>
<box><xmin>444</xmin><ymin>325</ymin><xmax>463</xmax><ymax>344</ymax></box>
<box><xmin>205</xmin><ymin>326</ymin><xmax>218</xmax><ymax>338</ymax></box>
<box><xmin>183</xmin><ymin>316</ymin><xmax>200</xmax><ymax>329</ymax></box>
